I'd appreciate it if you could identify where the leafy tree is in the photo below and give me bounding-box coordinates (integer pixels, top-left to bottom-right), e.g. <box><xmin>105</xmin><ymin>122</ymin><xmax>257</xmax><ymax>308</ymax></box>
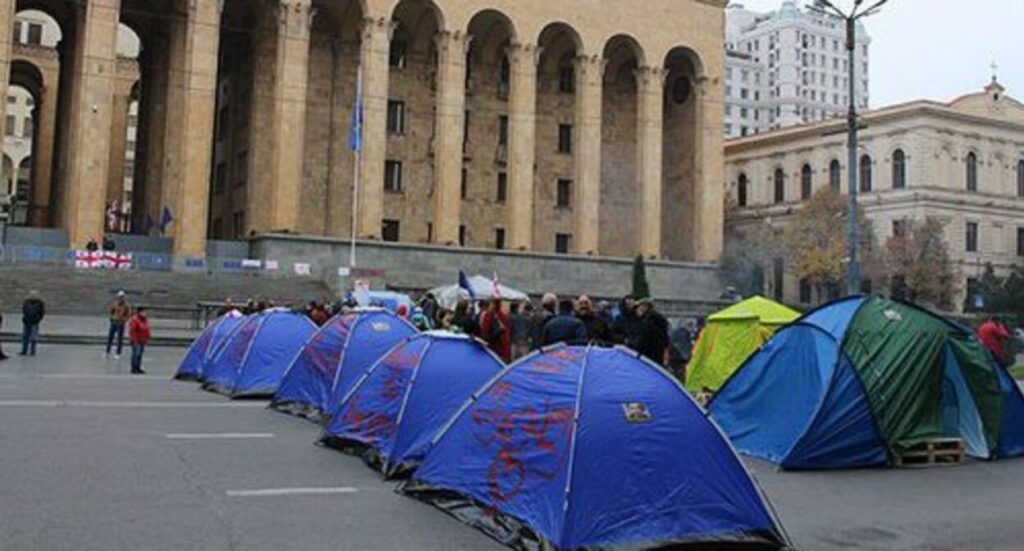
<box><xmin>781</xmin><ymin>186</ymin><xmax>877</xmax><ymax>303</ymax></box>
<box><xmin>632</xmin><ymin>255</ymin><xmax>650</xmax><ymax>299</ymax></box>
<box><xmin>883</xmin><ymin>217</ymin><xmax>959</xmax><ymax>311</ymax></box>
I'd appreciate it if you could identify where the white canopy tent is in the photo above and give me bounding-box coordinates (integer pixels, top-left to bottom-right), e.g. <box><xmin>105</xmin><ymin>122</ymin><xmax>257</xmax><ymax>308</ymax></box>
<box><xmin>428</xmin><ymin>275</ymin><xmax>530</xmax><ymax>310</ymax></box>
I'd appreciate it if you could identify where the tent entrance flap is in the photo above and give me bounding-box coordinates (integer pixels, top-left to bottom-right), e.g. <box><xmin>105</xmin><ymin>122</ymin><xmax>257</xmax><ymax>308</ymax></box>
<box><xmin>941</xmin><ymin>344</ymin><xmax>989</xmax><ymax>459</ymax></box>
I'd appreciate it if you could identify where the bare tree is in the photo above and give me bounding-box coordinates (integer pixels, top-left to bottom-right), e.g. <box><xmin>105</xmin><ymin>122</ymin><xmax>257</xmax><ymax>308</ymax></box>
<box><xmin>883</xmin><ymin>217</ymin><xmax>959</xmax><ymax>311</ymax></box>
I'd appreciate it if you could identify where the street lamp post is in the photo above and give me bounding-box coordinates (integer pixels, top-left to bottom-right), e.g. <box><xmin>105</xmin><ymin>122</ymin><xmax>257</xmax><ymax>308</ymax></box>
<box><xmin>810</xmin><ymin>0</ymin><xmax>887</xmax><ymax>295</ymax></box>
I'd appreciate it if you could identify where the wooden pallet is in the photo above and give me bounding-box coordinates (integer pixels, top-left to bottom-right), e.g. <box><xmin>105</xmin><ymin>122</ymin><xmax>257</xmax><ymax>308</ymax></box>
<box><xmin>895</xmin><ymin>438</ymin><xmax>965</xmax><ymax>467</ymax></box>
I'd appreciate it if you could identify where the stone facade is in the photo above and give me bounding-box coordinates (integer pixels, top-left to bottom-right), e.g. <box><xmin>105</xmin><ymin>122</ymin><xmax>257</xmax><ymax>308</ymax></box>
<box><xmin>0</xmin><ymin>0</ymin><xmax>728</xmax><ymax>265</ymax></box>
<box><xmin>725</xmin><ymin>79</ymin><xmax>1024</xmax><ymax>311</ymax></box>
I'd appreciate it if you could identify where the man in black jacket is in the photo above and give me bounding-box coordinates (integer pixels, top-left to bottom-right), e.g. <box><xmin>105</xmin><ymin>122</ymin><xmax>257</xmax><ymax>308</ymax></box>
<box><xmin>20</xmin><ymin>291</ymin><xmax>45</xmax><ymax>356</ymax></box>
<box><xmin>540</xmin><ymin>300</ymin><xmax>587</xmax><ymax>346</ymax></box>
<box><xmin>635</xmin><ymin>298</ymin><xmax>669</xmax><ymax>366</ymax></box>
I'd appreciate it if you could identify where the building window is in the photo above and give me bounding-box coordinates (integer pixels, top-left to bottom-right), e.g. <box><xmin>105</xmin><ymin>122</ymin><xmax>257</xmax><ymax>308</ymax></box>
<box><xmin>214</xmin><ymin>162</ymin><xmax>227</xmax><ymax>195</ymax></box>
<box><xmin>829</xmin><ymin>159</ymin><xmax>841</xmax><ymax>191</ymax></box>
<box><xmin>459</xmin><ymin>225</ymin><xmax>467</xmax><ymax>247</ymax></box>
<box><xmin>232</xmin><ymin>211</ymin><xmax>245</xmax><ymax>239</ymax></box>
<box><xmin>892</xmin><ymin>149</ymin><xmax>906</xmax><ymax>189</ymax></box>
<box><xmin>235</xmin><ymin>151</ymin><xmax>248</xmax><ymax>188</ymax></box>
<box><xmin>217</xmin><ymin>105</ymin><xmax>229</xmax><ymax>142</ymax></box>
<box><xmin>384</xmin><ymin>160</ymin><xmax>402</xmax><ymax>192</ymax></box>
<box><xmin>558</xmin><ymin>124</ymin><xmax>573</xmax><ymax>154</ymax></box>
<box><xmin>389</xmin><ymin>39</ymin><xmax>407</xmax><ymax>68</ymax></box>
<box><xmin>13</xmin><ymin>21</ymin><xmax>21</xmax><ymax>45</ymax></box>
<box><xmin>859</xmin><ymin>154</ymin><xmax>872</xmax><ymax>193</ymax></box>
<box><xmin>737</xmin><ymin>173</ymin><xmax>748</xmax><ymax>207</ymax></box>
<box><xmin>382</xmin><ymin>219</ymin><xmax>400</xmax><ymax>242</ymax></box>
<box><xmin>892</xmin><ymin>219</ymin><xmax>907</xmax><ymax>238</ymax></box>
<box><xmin>426</xmin><ymin>222</ymin><xmax>433</xmax><ymax>243</ymax></box>
<box><xmin>773</xmin><ymin>168</ymin><xmax>785</xmax><ymax>204</ymax></box>
<box><xmin>496</xmin><ymin>172</ymin><xmax>507</xmax><ymax>203</ymax></box>
<box><xmin>1018</xmin><ymin>160</ymin><xmax>1024</xmax><ymax>198</ymax></box>
<box><xmin>27</xmin><ymin>23</ymin><xmax>42</xmax><ymax>46</ymax></box>
<box><xmin>555</xmin><ymin>233</ymin><xmax>572</xmax><ymax>254</ymax></box>
<box><xmin>4</xmin><ymin>114</ymin><xmax>15</xmax><ymax>136</ymax></box>
<box><xmin>22</xmin><ymin>116</ymin><xmax>32</xmax><ymax>138</ymax></box>
<box><xmin>966</xmin><ymin>221</ymin><xmax>978</xmax><ymax>253</ymax></box>
<box><xmin>498</xmin><ymin>115</ymin><xmax>509</xmax><ymax>146</ymax></box>
<box><xmin>1017</xmin><ymin>227</ymin><xmax>1024</xmax><ymax>257</ymax></box>
<box><xmin>966</xmin><ymin>152</ymin><xmax>978</xmax><ymax>193</ymax></box>
<box><xmin>800</xmin><ymin>164</ymin><xmax>813</xmax><ymax>200</ymax></box>
<box><xmin>558</xmin><ymin>66</ymin><xmax>575</xmax><ymax>93</ymax></box>
<box><xmin>386</xmin><ymin>100</ymin><xmax>405</xmax><ymax>134</ymax></box>
<box><xmin>460</xmin><ymin>168</ymin><xmax>468</xmax><ymax>199</ymax></box>
<box><xmin>556</xmin><ymin>179</ymin><xmax>572</xmax><ymax>208</ymax></box>
<box><xmin>494</xmin><ymin>228</ymin><xmax>506</xmax><ymax>250</ymax></box>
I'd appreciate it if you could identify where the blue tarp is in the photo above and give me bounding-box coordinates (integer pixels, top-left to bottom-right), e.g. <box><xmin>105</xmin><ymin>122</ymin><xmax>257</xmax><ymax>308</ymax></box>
<box><xmin>202</xmin><ymin>309</ymin><xmax>317</xmax><ymax>398</ymax></box>
<box><xmin>404</xmin><ymin>344</ymin><xmax>787</xmax><ymax>549</ymax></box>
<box><xmin>270</xmin><ymin>309</ymin><xmax>416</xmax><ymax>421</ymax></box>
<box><xmin>322</xmin><ymin>332</ymin><xmax>505</xmax><ymax>477</ymax></box>
<box><xmin>174</xmin><ymin>311</ymin><xmax>245</xmax><ymax>381</ymax></box>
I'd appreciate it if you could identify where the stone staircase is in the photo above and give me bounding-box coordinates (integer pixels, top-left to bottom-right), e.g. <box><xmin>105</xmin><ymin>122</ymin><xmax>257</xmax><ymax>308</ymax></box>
<box><xmin>0</xmin><ymin>264</ymin><xmax>332</xmax><ymax>317</ymax></box>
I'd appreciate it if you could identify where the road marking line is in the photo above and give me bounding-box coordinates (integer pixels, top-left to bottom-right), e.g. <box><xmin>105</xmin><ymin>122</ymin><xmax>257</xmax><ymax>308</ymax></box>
<box><xmin>225</xmin><ymin>487</ymin><xmax>360</xmax><ymax>497</ymax></box>
<box><xmin>0</xmin><ymin>400</ymin><xmax>266</xmax><ymax>408</ymax></box>
<box><xmin>166</xmin><ymin>433</ymin><xmax>275</xmax><ymax>440</ymax></box>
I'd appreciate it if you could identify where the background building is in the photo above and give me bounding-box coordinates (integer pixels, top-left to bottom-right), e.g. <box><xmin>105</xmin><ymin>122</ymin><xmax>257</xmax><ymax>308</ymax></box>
<box><xmin>724</xmin><ymin>0</ymin><xmax>870</xmax><ymax>138</ymax></box>
<box><xmin>0</xmin><ymin>0</ymin><xmax>729</xmax><ymax>266</ymax></box>
<box><xmin>725</xmin><ymin>79</ymin><xmax>1024</xmax><ymax>311</ymax></box>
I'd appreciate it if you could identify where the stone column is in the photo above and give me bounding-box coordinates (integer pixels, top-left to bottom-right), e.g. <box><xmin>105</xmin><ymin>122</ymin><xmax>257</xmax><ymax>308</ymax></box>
<box><xmin>692</xmin><ymin>75</ymin><xmax>724</xmax><ymax>262</ymax></box>
<box><xmin>432</xmin><ymin>30</ymin><xmax>469</xmax><ymax>245</ymax></box>
<box><xmin>29</xmin><ymin>77</ymin><xmax>59</xmax><ymax>227</ymax></box>
<box><xmin>355</xmin><ymin>17</ymin><xmax>393</xmax><ymax>240</ymax></box>
<box><xmin>573</xmin><ymin>54</ymin><xmax>604</xmax><ymax>255</ymax></box>
<box><xmin>106</xmin><ymin>83</ymin><xmax>131</xmax><ymax>211</ymax></box>
<box><xmin>506</xmin><ymin>42</ymin><xmax>538</xmax><ymax>251</ymax></box>
<box><xmin>266</xmin><ymin>0</ymin><xmax>312</xmax><ymax>232</ymax></box>
<box><xmin>158</xmin><ymin>1</ymin><xmax>220</xmax><ymax>256</ymax></box>
<box><xmin>0</xmin><ymin>0</ymin><xmax>14</xmax><ymax>116</ymax></box>
<box><xmin>636</xmin><ymin>65</ymin><xmax>666</xmax><ymax>259</ymax></box>
<box><xmin>63</xmin><ymin>0</ymin><xmax>121</xmax><ymax>248</ymax></box>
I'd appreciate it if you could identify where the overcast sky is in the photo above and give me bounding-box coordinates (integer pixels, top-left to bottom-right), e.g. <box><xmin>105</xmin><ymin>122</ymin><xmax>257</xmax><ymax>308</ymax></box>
<box><xmin>731</xmin><ymin>0</ymin><xmax>1024</xmax><ymax>107</ymax></box>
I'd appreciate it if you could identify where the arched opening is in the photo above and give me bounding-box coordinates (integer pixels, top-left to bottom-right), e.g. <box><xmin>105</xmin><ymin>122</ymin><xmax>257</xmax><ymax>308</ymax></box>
<box><xmin>599</xmin><ymin>34</ymin><xmax>643</xmax><ymax>257</ymax></box>
<box><xmin>829</xmin><ymin>158</ymin><xmax>841</xmax><ymax>191</ymax></box>
<box><xmin>534</xmin><ymin>22</ymin><xmax>582</xmax><ymax>253</ymax></box>
<box><xmin>773</xmin><ymin>167</ymin><xmax>785</xmax><ymax>204</ymax></box>
<box><xmin>737</xmin><ymin>173</ymin><xmax>748</xmax><ymax>207</ymax></box>
<box><xmin>800</xmin><ymin>163</ymin><xmax>813</xmax><ymax>200</ymax></box>
<box><xmin>661</xmin><ymin>47</ymin><xmax>702</xmax><ymax>260</ymax></box>
<box><xmin>102</xmin><ymin>22</ymin><xmax>140</xmax><ymax>234</ymax></box>
<box><xmin>892</xmin><ymin>149</ymin><xmax>906</xmax><ymax>190</ymax></box>
<box><xmin>6</xmin><ymin>7</ymin><xmax>63</xmax><ymax>228</ymax></box>
<box><xmin>464</xmin><ymin>9</ymin><xmax>515</xmax><ymax>249</ymax></box>
<box><xmin>381</xmin><ymin>0</ymin><xmax>444</xmax><ymax>245</ymax></box>
<box><xmin>299</xmin><ymin>0</ymin><xmax>365</xmax><ymax>238</ymax></box>
<box><xmin>202</xmin><ymin>0</ymin><xmax>267</xmax><ymax>240</ymax></box>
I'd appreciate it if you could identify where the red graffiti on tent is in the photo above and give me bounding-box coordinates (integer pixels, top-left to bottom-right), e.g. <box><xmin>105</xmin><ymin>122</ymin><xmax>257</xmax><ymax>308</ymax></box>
<box><xmin>338</xmin><ymin>393</ymin><xmax>397</xmax><ymax>442</ymax></box>
<box><xmin>472</xmin><ymin>398</ymin><xmax>574</xmax><ymax>504</ymax></box>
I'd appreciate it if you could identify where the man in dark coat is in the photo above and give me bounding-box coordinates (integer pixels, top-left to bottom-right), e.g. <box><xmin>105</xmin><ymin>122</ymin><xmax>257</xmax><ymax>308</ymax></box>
<box><xmin>635</xmin><ymin>298</ymin><xmax>669</xmax><ymax>366</ymax></box>
<box><xmin>540</xmin><ymin>300</ymin><xmax>587</xmax><ymax>346</ymax></box>
<box><xmin>576</xmin><ymin>295</ymin><xmax>612</xmax><ymax>343</ymax></box>
<box><xmin>611</xmin><ymin>295</ymin><xmax>642</xmax><ymax>350</ymax></box>
<box><xmin>531</xmin><ymin>293</ymin><xmax>558</xmax><ymax>349</ymax></box>
<box><xmin>21</xmin><ymin>290</ymin><xmax>46</xmax><ymax>356</ymax></box>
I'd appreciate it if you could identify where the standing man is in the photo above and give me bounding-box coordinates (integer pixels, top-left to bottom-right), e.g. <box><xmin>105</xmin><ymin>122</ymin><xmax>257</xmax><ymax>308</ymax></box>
<box><xmin>575</xmin><ymin>295</ymin><xmax>612</xmax><ymax>343</ymax></box>
<box><xmin>978</xmin><ymin>318</ymin><xmax>1012</xmax><ymax>368</ymax></box>
<box><xmin>635</xmin><ymin>298</ymin><xmax>670</xmax><ymax>366</ymax></box>
<box><xmin>128</xmin><ymin>307</ymin><xmax>151</xmax><ymax>375</ymax></box>
<box><xmin>479</xmin><ymin>299</ymin><xmax>512</xmax><ymax>363</ymax></box>
<box><xmin>540</xmin><ymin>299</ymin><xmax>587</xmax><ymax>346</ymax></box>
<box><xmin>20</xmin><ymin>290</ymin><xmax>45</xmax><ymax>356</ymax></box>
<box><xmin>106</xmin><ymin>291</ymin><xmax>132</xmax><ymax>358</ymax></box>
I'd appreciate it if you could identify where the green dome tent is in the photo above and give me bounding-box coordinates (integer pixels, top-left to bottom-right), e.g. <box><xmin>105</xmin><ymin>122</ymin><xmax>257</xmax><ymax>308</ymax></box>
<box><xmin>686</xmin><ymin>296</ymin><xmax>800</xmax><ymax>394</ymax></box>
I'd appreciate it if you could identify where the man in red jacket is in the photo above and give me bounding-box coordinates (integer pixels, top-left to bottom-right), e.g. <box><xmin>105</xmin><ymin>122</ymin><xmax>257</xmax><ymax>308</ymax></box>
<box><xmin>978</xmin><ymin>319</ymin><xmax>1012</xmax><ymax>368</ymax></box>
<box><xmin>479</xmin><ymin>299</ymin><xmax>511</xmax><ymax>363</ymax></box>
<box><xmin>128</xmin><ymin>307</ymin><xmax>152</xmax><ymax>375</ymax></box>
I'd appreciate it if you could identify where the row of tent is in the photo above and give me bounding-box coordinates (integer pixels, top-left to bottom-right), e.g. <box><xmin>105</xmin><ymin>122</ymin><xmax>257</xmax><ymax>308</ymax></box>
<box><xmin>176</xmin><ymin>308</ymin><xmax>789</xmax><ymax>550</ymax></box>
<box><xmin>175</xmin><ymin>295</ymin><xmax>1024</xmax><ymax>549</ymax></box>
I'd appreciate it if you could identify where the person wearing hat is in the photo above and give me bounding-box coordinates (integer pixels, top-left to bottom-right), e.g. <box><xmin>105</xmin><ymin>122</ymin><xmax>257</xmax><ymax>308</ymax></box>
<box><xmin>106</xmin><ymin>291</ymin><xmax>132</xmax><ymax>359</ymax></box>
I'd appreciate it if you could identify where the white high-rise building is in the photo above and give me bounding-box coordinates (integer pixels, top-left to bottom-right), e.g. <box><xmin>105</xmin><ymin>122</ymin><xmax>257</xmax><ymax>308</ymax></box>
<box><xmin>724</xmin><ymin>1</ymin><xmax>871</xmax><ymax>138</ymax></box>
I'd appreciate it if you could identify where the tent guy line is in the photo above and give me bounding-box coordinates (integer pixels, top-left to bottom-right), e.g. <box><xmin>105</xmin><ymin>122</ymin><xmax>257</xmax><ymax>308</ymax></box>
<box><xmin>225</xmin><ymin>487</ymin><xmax>361</xmax><ymax>497</ymax></box>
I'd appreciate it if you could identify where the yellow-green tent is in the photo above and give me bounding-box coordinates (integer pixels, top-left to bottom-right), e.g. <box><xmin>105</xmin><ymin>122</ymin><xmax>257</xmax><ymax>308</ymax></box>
<box><xmin>686</xmin><ymin>296</ymin><xmax>800</xmax><ymax>394</ymax></box>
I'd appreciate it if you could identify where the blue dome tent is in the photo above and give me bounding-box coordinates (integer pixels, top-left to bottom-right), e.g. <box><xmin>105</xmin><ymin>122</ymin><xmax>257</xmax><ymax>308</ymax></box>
<box><xmin>202</xmin><ymin>309</ymin><xmax>317</xmax><ymax>398</ymax></box>
<box><xmin>709</xmin><ymin>296</ymin><xmax>1024</xmax><ymax>469</ymax></box>
<box><xmin>321</xmin><ymin>332</ymin><xmax>505</xmax><ymax>478</ymax></box>
<box><xmin>402</xmin><ymin>344</ymin><xmax>788</xmax><ymax>550</ymax></box>
<box><xmin>174</xmin><ymin>310</ymin><xmax>246</xmax><ymax>382</ymax></box>
<box><xmin>270</xmin><ymin>309</ymin><xmax>417</xmax><ymax>422</ymax></box>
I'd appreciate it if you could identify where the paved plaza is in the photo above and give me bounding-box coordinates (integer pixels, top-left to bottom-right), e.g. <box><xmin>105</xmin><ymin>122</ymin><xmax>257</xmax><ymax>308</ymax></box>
<box><xmin>2</xmin><ymin>345</ymin><xmax>1024</xmax><ymax>550</ymax></box>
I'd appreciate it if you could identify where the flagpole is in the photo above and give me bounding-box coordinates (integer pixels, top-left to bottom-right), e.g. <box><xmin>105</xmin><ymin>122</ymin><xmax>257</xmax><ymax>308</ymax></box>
<box><xmin>349</xmin><ymin>68</ymin><xmax>362</xmax><ymax>271</ymax></box>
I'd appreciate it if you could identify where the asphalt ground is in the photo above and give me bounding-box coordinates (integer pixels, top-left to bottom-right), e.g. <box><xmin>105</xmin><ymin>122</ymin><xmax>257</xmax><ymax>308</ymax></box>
<box><xmin>1</xmin><ymin>345</ymin><xmax>1024</xmax><ymax>550</ymax></box>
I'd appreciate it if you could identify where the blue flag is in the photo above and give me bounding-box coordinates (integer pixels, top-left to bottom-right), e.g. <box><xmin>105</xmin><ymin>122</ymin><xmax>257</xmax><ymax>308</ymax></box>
<box><xmin>143</xmin><ymin>214</ymin><xmax>155</xmax><ymax>235</ymax></box>
<box><xmin>159</xmin><ymin>206</ymin><xmax>174</xmax><ymax>234</ymax></box>
<box><xmin>348</xmin><ymin>78</ymin><xmax>363</xmax><ymax>153</ymax></box>
<box><xmin>458</xmin><ymin>270</ymin><xmax>476</xmax><ymax>300</ymax></box>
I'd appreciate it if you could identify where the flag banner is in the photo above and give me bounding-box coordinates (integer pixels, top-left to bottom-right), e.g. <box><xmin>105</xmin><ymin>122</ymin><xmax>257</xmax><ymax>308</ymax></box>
<box><xmin>348</xmin><ymin>74</ymin><xmax>363</xmax><ymax>152</ymax></box>
<box><xmin>294</xmin><ymin>262</ymin><xmax>312</xmax><ymax>276</ymax></box>
<box><xmin>75</xmin><ymin>250</ymin><xmax>102</xmax><ymax>269</ymax></box>
<box><xmin>265</xmin><ymin>260</ymin><xmax>280</xmax><ymax>271</ymax></box>
<box><xmin>241</xmin><ymin>259</ymin><xmax>262</xmax><ymax>269</ymax></box>
<box><xmin>159</xmin><ymin>206</ymin><xmax>174</xmax><ymax>234</ymax></box>
<box><xmin>458</xmin><ymin>269</ymin><xmax>476</xmax><ymax>300</ymax></box>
